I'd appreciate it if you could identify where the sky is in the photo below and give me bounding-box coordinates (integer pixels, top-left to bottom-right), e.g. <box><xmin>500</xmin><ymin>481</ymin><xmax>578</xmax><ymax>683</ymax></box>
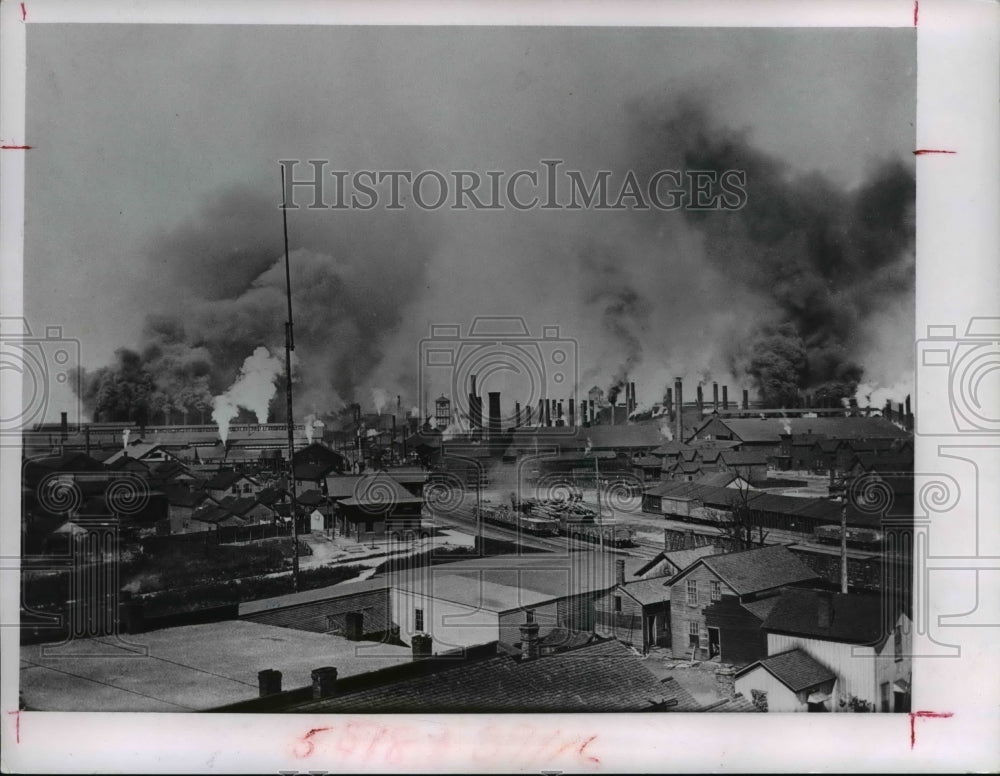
<box><xmin>23</xmin><ymin>24</ymin><xmax>916</xmax><ymax>424</ymax></box>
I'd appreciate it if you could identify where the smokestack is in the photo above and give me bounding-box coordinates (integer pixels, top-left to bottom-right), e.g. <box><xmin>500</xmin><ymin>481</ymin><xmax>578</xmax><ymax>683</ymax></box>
<box><xmin>60</xmin><ymin>411</ymin><xmax>68</xmax><ymax>441</ymax></box>
<box><xmin>488</xmin><ymin>392</ymin><xmax>501</xmax><ymax>437</ymax></box>
<box><xmin>629</xmin><ymin>382</ymin><xmax>636</xmax><ymax>415</ymax></box>
<box><xmin>742</xmin><ymin>389</ymin><xmax>749</xmax><ymax>410</ymax></box>
<box><xmin>311</xmin><ymin>667</ymin><xmax>338</xmax><ymax>699</ymax></box>
<box><xmin>544</xmin><ymin>398</ymin><xmax>551</xmax><ymax>427</ymax></box>
<box><xmin>568</xmin><ymin>398</ymin><xmax>575</xmax><ymax>428</ymax></box>
<box><xmin>589</xmin><ymin>399</ymin><xmax>595</xmax><ymax>424</ymax></box>
<box><xmin>665</xmin><ymin>387</ymin><xmax>673</xmax><ymax>418</ymax></box>
<box><xmin>258</xmin><ymin>669</ymin><xmax>282</xmax><ymax>697</ymax></box>
<box><xmin>557</xmin><ymin>399</ymin><xmax>564</xmax><ymax>426</ymax></box>
<box><xmin>905</xmin><ymin>394</ymin><xmax>912</xmax><ymax>428</ymax></box>
<box><xmin>526</xmin><ymin>405</ymin><xmax>533</xmax><ymax>426</ymax></box>
<box><xmin>712</xmin><ymin>383</ymin><xmax>719</xmax><ymax>413</ymax></box>
<box><xmin>515</xmin><ymin>401</ymin><xmax>521</xmax><ymax>427</ymax></box>
<box><xmin>674</xmin><ymin>378</ymin><xmax>683</xmax><ymax>442</ymax></box>
<box><xmin>696</xmin><ymin>385</ymin><xmax>704</xmax><ymax>412</ymax></box>
<box><xmin>722</xmin><ymin>385</ymin><xmax>728</xmax><ymax>410</ymax></box>
<box><xmin>615</xmin><ymin>558</ymin><xmax>626</xmax><ymax>586</ymax></box>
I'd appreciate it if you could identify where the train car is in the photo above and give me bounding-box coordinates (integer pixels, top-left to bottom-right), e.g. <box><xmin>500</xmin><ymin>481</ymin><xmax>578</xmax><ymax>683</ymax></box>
<box><xmin>476</xmin><ymin>505</ymin><xmax>559</xmax><ymax>537</ymax></box>
<box><xmin>813</xmin><ymin>523</ymin><xmax>883</xmax><ymax>549</ymax></box>
<box><xmin>559</xmin><ymin>517</ymin><xmax>635</xmax><ymax>548</ymax></box>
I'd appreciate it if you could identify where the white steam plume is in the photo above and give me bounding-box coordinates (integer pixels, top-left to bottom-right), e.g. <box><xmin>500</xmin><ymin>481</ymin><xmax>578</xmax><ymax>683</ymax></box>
<box><xmin>212</xmin><ymin>346</ymin><xmax>283</xmax><ymax>444</ymax></box>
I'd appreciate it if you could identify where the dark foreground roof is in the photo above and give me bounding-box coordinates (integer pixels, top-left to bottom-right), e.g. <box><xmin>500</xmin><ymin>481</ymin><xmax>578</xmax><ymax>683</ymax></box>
<box><xmin>220</xmin><ymin>639</ymin><xmax>691</xmax><ymax>713</ymax></box>
<box><xmin>762</xmin><ymin>588</ymin><xmax>894</xmax><ymax>645</ymax></box>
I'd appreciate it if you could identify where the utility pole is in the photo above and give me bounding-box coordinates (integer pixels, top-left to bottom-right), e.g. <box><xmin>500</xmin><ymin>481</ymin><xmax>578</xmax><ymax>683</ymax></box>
<box><xmin>840</xmin><ymin>477</ymin><xmax>849</xmax><ymax>595</ymax></box>
<box><xmin>281</xmin><ymin>164</ymin><xmax>300</xmax><ymax>592</ymax></box>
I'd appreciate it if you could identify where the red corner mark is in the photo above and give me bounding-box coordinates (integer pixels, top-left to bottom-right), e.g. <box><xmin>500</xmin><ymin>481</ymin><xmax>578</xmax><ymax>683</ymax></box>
<box><xmin>910</xmin><ymin>711</ymin><xmax>953</xmax><ymax>749</ymax></box>
<box><xmin>578</xmin><ymin>734</ymin><xmax>599</xmax><ymax>764</ymax></box>
<box><xmin>7</xmin><ymin>710</ymin><xmax>19</xmax><ymax>744</ymax></box>
<box><xmin>913</xmin><ymin>0</ymin><xmax>918</xmax><ymax>27</ymax></box>
<box><xmin>1</xmin><ymin>144</ymin><xmax>33</xmax><ymax>150</ymax></box>
<box><xmin>21</xmin><ymin>3</ymin><xmax>27</xmax><ymax>22</ymax></box>
<box><xmin>913</xmin><ymin>149</ymin><xmax>956</xmax><ymax>156</ymax></box>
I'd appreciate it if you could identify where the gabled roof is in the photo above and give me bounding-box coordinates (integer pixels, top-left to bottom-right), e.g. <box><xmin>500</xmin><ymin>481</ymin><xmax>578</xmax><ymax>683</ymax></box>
<box><xmin>761</xmin><ymin>588</ymin><xmax>893</xmax><ymax>645</ymax></box>
<box><xmin>324</xmin><ymin>475</ymin><xmax>368</xmax><ymax>500</ymax></box>
<box><xmin>671</xmin><ymin>544</ymin><xmax>817</xmax><ymax>596</ymax></box>
<box><xmin>619</xmin><ymin>578</ymin><xmax>670</xmax><ymax>606</ymax></box>
<box><xmin>338</xmin><ymin>472</ymin><xmax>422</xmax><ymax>507</ymax></box>
<box><xmin>204</xmin><ymin>470</ymin><xmax>257</xmax><ymax>490</ymax></box>
<box><xmin>217</xmin><ymin>496</ymin><xmax>261</xmax><ymax>516</ymax></box>
<box><xmin>651</xmin><ymin>441</ymin><xmax>692</xmax><ymax>457</ymax></box>
<box><xmin>632</xmin><ymin>454</ymin><xmax>663</xmax><ymax>468</ymax></box>
<box><xmin>283</xmin><ymin>639</ymin><xmax>691</xmax><ymax>713</ymax></box>
<box><xmin>296</xmin><ymin>489</ymin><xmax>325</xmax><ymax>507</ymax></box>
<box><xmin>255</xmin><ymin>486</ymin><xmax>287</xmax><ymax>506</ymax></box>
<box><xmin>160</xmin><ymin>484</ymin><xmax>212</xmax><ymax>508</ymax></box>
<box><xmin>720</xmin><ymin>449</ymin><xmax>770</xmax><ymax>466</ymax></box>
<box><xmin>694</xmin><ymin>472</ymin><xmax>745</xmax><ymax>488</ymax></box>
<box><xmin>735</xmin><ymin>648</ymin><xmax>836</xmax><ymax>693</ymax></box>
<box><xmin>739</xmin><ymin>595</ymin><xmax>783</xmax><ymax>622</ymax></box>
<box><xmin>102</xmin><ymin>441</ymin><xmax>166</xmax><ymax>465</ymax></box>
<box><xmin>293</xmin><ymin>461</ymin><xmax>339</xmax><ymax>481</ymax></box>
<box><xmin>661</xmin><ymin>545</ymin><xmax>720</xmax><ymax>574</ymax></box>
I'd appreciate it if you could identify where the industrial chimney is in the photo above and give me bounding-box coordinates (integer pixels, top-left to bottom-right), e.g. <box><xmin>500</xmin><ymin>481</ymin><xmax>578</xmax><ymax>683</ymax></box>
<box><xmin>515</xmin><ymin>401</ymin><xmax>521</xmax><ymax>427</ymax></box>
<box><xmin>488</xmin><ymin>392</ymin><xmax>501</xmax><ymax>437</ymax></box>
<box><xmin>742</xmin><ymin>389</ymin><xmax>749</xmax><ymax>410</ymax></box>
<box><xmin>696</xmin><ymin>385</ymin><xmax>704</xmax><ymax>412</ymax></box>
<box><xmin>722</xmin><ymin>385</ymin><xmax>728</xmax><ymax>411</ymax></box>
<box><xmin>60</xmin><ymin>411</ymin><xmax>68</xmax><ymax>442</ymax></box>
<box><xmin>469</xmin><ymin>374</ymin><xmax>482</xmax><ymax>433</ymax></box>
<box><xmin>674</xmin><ymin>378</ymin><xmax>683</xmax><ymax>442</ymax></box>
<box><xmin>665</xmin><ymin>387</ymin><xmax>673</xmax><ymax>419</ymax></box>
<box><xmin>568</xmin><ymin>398</ymin><xmax>575</xmax><ymax>428</ymax></box>
<box><xmin>712</xmin><ymin>383</ymin><xmax>719</xmax><ymax>413</ymax></box>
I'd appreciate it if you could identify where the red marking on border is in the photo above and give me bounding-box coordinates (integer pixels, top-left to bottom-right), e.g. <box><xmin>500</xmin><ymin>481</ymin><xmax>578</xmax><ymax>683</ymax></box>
<box><xmin>913</xmin><ymin>0</ymin><xmax>918</xmax><ymax>27</ymax></box>
<box><xmin>909</xmin><ymin>711</ymin><xmax>953</xmax><ymax>749</ymax></box>
<box><xmin>7</xmin><ymin>710</ymin><xmax>19</xmax><ymax>744</ymax></box>
<box><xmin>297</xmin><ymin>726</ymin><xmax>331</xmax><ymax>758</ymax></box>
<box><xmin>1</xmin><ymin>144</ymin><xmax>33</xmax><ymax>150</ymax></box>
<box><xmin>578</xmin><ymin>734</ymin><xmax>599</xmax><ymax>764</ymax></box>
<box><xmin>913</xmin><ymin>149</ymin><xmax>956</xmax><ymax>155</ymax></box>
<box><xmin>21</xmin><ymin>3</ymin><xmax>26</xmax><ymax>21</ymax></box>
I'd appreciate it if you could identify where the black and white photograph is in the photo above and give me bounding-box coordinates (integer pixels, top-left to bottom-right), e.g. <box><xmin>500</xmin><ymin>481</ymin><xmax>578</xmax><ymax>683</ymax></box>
<box><xmin>1</xmin><ymin>0</ymin><xmax>997</xmax><ymax>772</ymax></box>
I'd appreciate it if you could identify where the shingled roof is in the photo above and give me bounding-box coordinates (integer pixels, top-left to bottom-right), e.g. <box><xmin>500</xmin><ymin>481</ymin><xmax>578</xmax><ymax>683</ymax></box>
<box><xmin>672</xmin><ymin>544</ymin><xmax>818</xmax><ymax>596</ymax></box>
<box><xmin>285</xmin><ymin>639</ymin><xmax>692</xmax><ymax>713</ymax></box>
<box><xmin>762</xmin><ymin>588</ymin><xmax>893</xmax><ymax>645</ymax></box>
<box><xmin>735</xmin><ymin>648</ymin><xmax>836</xmax><ymax>693</ymax></box>
<box><xmin>695</xmin><ymin>416</ymin><xmax>909</xmax><ymax>444</ymax></box>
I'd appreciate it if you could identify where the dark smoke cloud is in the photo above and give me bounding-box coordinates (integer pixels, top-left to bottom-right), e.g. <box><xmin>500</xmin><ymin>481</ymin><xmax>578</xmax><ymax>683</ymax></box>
<box><xmin>73</xmin><ymin>185</ymin><xmax>435</xmax><ymax>424</ymax></box>
<box><xmin>628</xmin><ymin>95</ymin><xmax>915</xmax><ymax>406</ymax></box>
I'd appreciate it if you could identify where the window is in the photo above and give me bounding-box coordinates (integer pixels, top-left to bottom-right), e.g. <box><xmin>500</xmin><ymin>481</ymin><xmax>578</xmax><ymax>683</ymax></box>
<box><xmin>688</xmin><ymin>620</ymin><xmax>700</xmax><ymax>647</ymax></box>
<box><xmin>614</xmin><ymin>596</ymin><xmax>622</xmax><ymax>613</ymax></box>
<box><xmin>414</xmin><ymin>608</ymin><xmax>424</xmax><ymax>632</ymax></box>
<box><xmin>686</xmin><ymin>579</ymin><xmax>698</xmax><ymax>606</ymax></box>
<box><xmin>894</xmin><ymin>627</ymin><xmax>902</xmax><ymax>662</ymax></box>
<box><xmin>710</xmin><ymin>581</ymin><xmax>721</xmax><ymax>601</ymax></box>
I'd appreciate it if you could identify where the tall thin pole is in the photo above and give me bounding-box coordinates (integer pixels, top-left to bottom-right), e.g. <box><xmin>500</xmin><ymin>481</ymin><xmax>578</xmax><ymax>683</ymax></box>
<box><xmin>840</xmin><ymin>477</ymin><xmax>849</xmax><ymax>594</ymax></box>
<box><xmin>281</xmin><ymin>165</ymin><xmax>300</xmax><ymax>592</ymax></box>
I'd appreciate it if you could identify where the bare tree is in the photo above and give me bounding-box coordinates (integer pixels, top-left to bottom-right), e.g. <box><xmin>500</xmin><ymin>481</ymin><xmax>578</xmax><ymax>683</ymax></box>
<box><xmin>715</xmin><ymin>480</ymin><xmax>768</xmax><ymax>552</ymax></box>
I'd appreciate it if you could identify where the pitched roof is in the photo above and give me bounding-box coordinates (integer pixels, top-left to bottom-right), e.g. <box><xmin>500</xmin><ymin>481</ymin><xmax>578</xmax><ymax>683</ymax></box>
<box><xmin>674</xmin><ymin>545</ymin><xmax>817</xmax><ymax>596</ymax></box>
<box><xmin>620</xmin><ymin>578</ymin><xmax>671</xmax><ymax>606</ymax></box>
<box><xmin>632</xmin><ymin>454</ymin><xmax>663</xmax><ymax>468</ymax></box>
<box><xmin>337</xmin><ymin>472</ymin><xmax>422</xmax><ymax>507</ymax></box>
<box><xmin>736</xmin><ymin>648</ymin><xmax>836</xmax><ymax>693</ymax></box>
<box><xmin>719</xmin><ymin>450</ymin><xmax>770</xmax><ymax>466</ymax></box>
<box><xmin>204</xmin><ymin>470</ymin><xmax>254</xmax><ymax>490</ymax></box>
<box><xmin>102</xmin><ymin>442</ymin><xmax>165</xmax><ymax>464</ymax></box>
<box><xmin>293</xmin><ymin>461</ymin><xmax>338</xmax><ymax>481</ymax></box>
<box><xmin>286</xmin><ymin>639</ymin><xmax>690</xmax><ymax>713</ymax></box>
<box><xmin>662</xmin><ymin>545</ymin><xmax>720</xmax><ymax>573</ymax></box>
<box><xmin>217</xmin><ymin>496</ymin><xmax>261</xmax><ymax>516</ymax></box>
<box><xmin>651</xmin><ymin>441</ymin><xmax>692</xmax><ymax>456</ymax></box>
<box><xmin>761</xmin><ymin>588</ymin><xmax>892</xmax><ymax>645</ymax></box>
<box><xmin>739</xmin><ymin>595</ymin><xmax>783</xmax><ymax>622</ymax></box>
<box><xmin>694</xmin><ymin>472</ymin><xmax>744</xmax><ymax>488</ymax></box>
<box><xmin>160</xmin><ymin>484</ymin><xmax>212</xmax><ymax>508</ymax></box>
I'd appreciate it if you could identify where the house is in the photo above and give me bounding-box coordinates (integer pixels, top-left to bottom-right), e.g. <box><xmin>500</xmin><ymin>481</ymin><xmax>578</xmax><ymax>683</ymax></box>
<box><xmin>292</xmin><ymin>442</ymin><xmax>347</xmax><ymax>475</ymax></box>
<box><xmin>717</xmin><ymin>449</ymin><xmax>769</xmax><ymax>482</ymax></box>
<box><xmin>332</xmin><ymin>472</ymin><xmax>423</xmax><ymax>542</ymax></box>
<box><xmin>632</xmin><ymin>454</ymin><xmax>663</xmax><ymax>483</ymax></box>
<box><xmin>190</xmin><ymin>503</ymin><xmax>245</xmax><ymax>530</ymax></box>
<box><xmin>217</xmin><ymin>495</ymin><xmax>277</xmax><ymax>525</ymax></box>
<box><xmin>667</xmin><ymin>544</ymin><xmax>819</xmax><ymax>661</ymax></box>
<box><xmin>760</xmin><ymin>588</ymin><xmax>912</xmax><ymax>712</ymax></box>
<box><xmin>293</xmin><ymin>461</ymin><xmax>341</xmax><ymax>491</ymax></box>
<box><xmin>734</xmin><ymin>648</ymin><xmax>838</xmax><ymax>712</ymax></box>
<box><xmin>101</xmin><ymin>440</ymin><xmax>178</xmax><ymax>467</ymax></box>
<box><xmin>592</xmin><ymin>558</ymin><xmax>671</xmax><ymax>652</ymax></box>
<box><xmin>160</xmin><ymin>484</ymin><xmax>217</xmax><ymax>534</ymax></box>
<box><xmin>204</xmin><ymin>470</ymin><xmax>262</xmax><ymax>501</ymax></box>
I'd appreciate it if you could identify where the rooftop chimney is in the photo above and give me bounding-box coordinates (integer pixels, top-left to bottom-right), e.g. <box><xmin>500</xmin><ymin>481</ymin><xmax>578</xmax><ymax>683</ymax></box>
<box><xmin>411</xmin><ymin>633</ymin><xmax>433</xmax><ymax>661</ymax></box>
<box><xmin>519</xmin><ymin>618</ymin><xmax>541</xmax><ymax>661</ymax></box>
<box><xmin>616</xmin><ymin>558</ymin><xmax>626</xmax><ymax>586</ymax></box>
<box><xmin>818</xmin><ymin>593</ymin><xmax>833</xmax><ymax>629</ymax></box>
<box><xmin>311</xmin><ymin>666</ymin><xmax>338</xmax><ymax>699</ymax></box>
<box><xmin>258</xmin><ymin>669</ymin><xmax>282</xmax><ymax>697</ymax></box>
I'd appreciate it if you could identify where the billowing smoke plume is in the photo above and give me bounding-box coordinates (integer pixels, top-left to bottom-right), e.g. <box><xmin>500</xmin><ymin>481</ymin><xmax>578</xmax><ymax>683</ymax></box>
<box><xmin>371</xmin><ymin>387</ymin><xmax>389</xmax><ymax>416</ymax></box>
<box><xmin>629</xmin><ymin>96</ymin><xmax>915</xmax><ymax>406</ymax></box>
<box><xmin>212</xmin><ymin>347</ymin><xmax>283</xmax><ymax>443</ymax></box>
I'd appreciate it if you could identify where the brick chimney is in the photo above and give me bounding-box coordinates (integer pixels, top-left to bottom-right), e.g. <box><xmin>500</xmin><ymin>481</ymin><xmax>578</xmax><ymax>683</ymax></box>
<box><xmin>818</xmin><ymin>593</ymin><xmax>834</xmax><ymax>629</ymax></box>
<box><xmin>616</xmin><ymin>558</ymin><xmax>626</xmax><ymax>586</ymax></box>
<box><xmin>674</xmin><ymin>378</ymin><xmax>683</xmax><ymax>441</ymax></box>
<box><xmin>411</xmin><ymin>633</ymin><xmax>433</xmax><ymax>661</ymax></box>
<box><xmin>712</xmin><ymin>383</ymin><xmax>719</xmax><ymax>413</ymax></box>
<box><xmin>715</xmin><ymin>666</ymin><xmax>737</xmax><ymax>699</ymax></box>
<box><xmin>258</xmin><ymin>669</ymin><xmax>282</xmax><ymax>697</ymax></box>
<box><xmin>519</xmin><ymin>618</ymin><xmax>541</xmax><ymax>661</ymax></box>
<box><xmin>311</xmin><ymin>666</ymin><xmax>338</xmax><ymax>699</ymax></box>
<box><xmin>722</xmin><ymin>385</ymin><xmax>728</xmax><ymax>410</ymax></box>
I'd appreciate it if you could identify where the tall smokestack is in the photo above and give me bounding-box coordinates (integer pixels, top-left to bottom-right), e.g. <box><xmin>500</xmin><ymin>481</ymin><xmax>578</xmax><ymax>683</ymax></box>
<box><xmin>568</xmin><ymin>398</ymin><xmax>575</xmax><ymax>428</ymax></box>
<box><xmin>742</xmin><ymin>389</ymin><xmax>749</xmax><ymax>410</ymax></box>
<box><xmin>544</xmin><ymin>398</ymin><xmax>551</xmax><ymax>427</ymax></box>
<box><xmin>60</xmin><ymin>411</ymin><xmax>68</xmax><ymax>442</ymax></box>
<box><xmin>722</xmin><ymin>385</ymin><xmax>728</xmax><ymax>410</ymax></box>
<box><xmin>589</xmin><ymin>399</ymin><xmax>595</xmax><ymax>424</ymax></box>
<box><xmin>515</xmin><ymin>401</ymin><xmax>521</xmax><ymax>427</ymax></box>
<box><xmin>537</xmin><ymin>399</ymin><xmax>544</xmax><ymax>427</ymax></box>
<box><xmin>488</xmin><ymin>392</ymin><xmax>501</xmax><ymax>437</ymax></box>
<box><xmin>526</xmin><ymin>405</ymin><xmax>532</xmax><ymax>426</ymax></box>
<box><xmin>674</xmin><ymin>378</ymin><xmax>683</xmax><ymax>442</ymax></box>
<box><xmin>629</xmin><ymin>382</ymin><xmax>636</xmax><ymax>415</ymax></box>
<box><xmin>580</xmin><ymin>400</ymin><xmax>587</xmax><ymax>427</ymax></box>
<box><xmin>696</xmin><ymin>385</ymin><xmax>704</xmax><ymax>412</ymax></box>
<box><xmin>905</xmin><ymin>394</ymin><xmax>912</xmax><ymax>428</ymax></box>
<box><xmin>665</xmin><ymin>387</ymin><xmax>673</xmax><ymax>418</ymax></box>
<box><xmin>469</xmin><ymin>374</ymin><xmax>481</xmax><ymax>433</ymax></box>
<box><xmin>557</xmin><ymin>399</ymin><xmax>564</xmax><ymax>426</ymax></box>
<box><xmin>712</xmin><ymin>382</ymin><xmax>719</xmax><ymax>413</ymax></box>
